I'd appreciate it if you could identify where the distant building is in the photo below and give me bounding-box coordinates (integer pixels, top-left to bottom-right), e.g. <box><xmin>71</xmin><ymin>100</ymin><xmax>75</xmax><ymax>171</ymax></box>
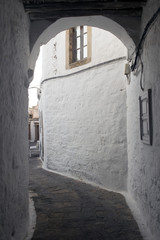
<box><xmin>28</xmin><ymin>105</ymin><xmax>39</xmax><ymax>142</ymax></box>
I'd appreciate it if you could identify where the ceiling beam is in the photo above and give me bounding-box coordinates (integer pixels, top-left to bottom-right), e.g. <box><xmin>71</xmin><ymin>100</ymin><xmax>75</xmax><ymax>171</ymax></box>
<box><xmin>29</xmin><ymin>8</ymin><xmax>142</xmax><ymax>20</ymax></box>
<box><xmin>24</xmin><ymin>2</ymin><xmax>146</xmax><ymax>13</ymax></box>
<box><xmin>23</xmin><ymin>0</ymin><xmax>146</xmax><ymax>2</ymax></box>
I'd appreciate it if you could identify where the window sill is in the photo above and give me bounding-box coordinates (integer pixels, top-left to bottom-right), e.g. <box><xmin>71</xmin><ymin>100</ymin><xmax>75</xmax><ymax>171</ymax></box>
<box><xmin>66</xmin><ymin>57</ymin><xmax>91</xmax><ymax>70</ymax></box>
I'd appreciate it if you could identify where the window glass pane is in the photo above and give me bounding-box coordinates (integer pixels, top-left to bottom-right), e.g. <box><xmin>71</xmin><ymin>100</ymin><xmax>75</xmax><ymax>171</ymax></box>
<box><xmin>83</xmin><ymin>33</ymin><xmax>87</xmax><ymax>46</ymax></box>
<box><xmin>83</xmin><ymin>26</ymin><xmax>87</xmax><ymax>33</ymax></box>
<box><xmin>77</xmin><ymin>49</ymin><xmax>80</xmax><ymax>60</ymax></box>
<box><xmin>77</xmin><ymin>37</ymin><xmax>80</xmax><ymax>49</ymax></box>
<box><xmin>83</xmin><ymin>46</ymin><xmax>87</xmax><ymax>58</ymax></box>
<box><xmin>73</xmin><ymin>50</ymin><xmax>77</xmax><ymax>62</ymax></box>
<box><xmin>76</xmin><ymin>26</ymin><xmax>80</xmax><ymax>36</ymax></box>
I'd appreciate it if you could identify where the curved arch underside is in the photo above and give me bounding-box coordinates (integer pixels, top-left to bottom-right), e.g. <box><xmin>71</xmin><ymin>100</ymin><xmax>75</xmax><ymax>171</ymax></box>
<box><xmin>29</xmin><ymin>16</ymin><xmax>136</xmax><ymax>70</ymax></box>
<box><xmin>24</xmin><ymin>0</ymin><xmax>146</xmax><ymax>49</ymax></box>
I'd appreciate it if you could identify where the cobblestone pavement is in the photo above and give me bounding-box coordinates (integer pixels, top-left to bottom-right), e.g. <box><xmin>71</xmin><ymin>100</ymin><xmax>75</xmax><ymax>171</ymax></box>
<box><xmin>29</xmin><ymin>157</ymin><xmax>143</xmax><ymax>240</ymax></box>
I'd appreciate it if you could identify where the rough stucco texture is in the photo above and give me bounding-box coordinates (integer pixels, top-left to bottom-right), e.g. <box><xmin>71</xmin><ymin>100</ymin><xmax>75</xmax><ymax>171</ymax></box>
<box><xmin>0</xmin><ymin>1</ymin><xmax>29</xmax><ymax>240</ymax></box>
<box><xmin>42</xmin><ymin>27</ymin><xmax>127</xmax><ymax>79</ymax></box>
<box><xmin>42</xmin><ymin>59</ymin><xmax>128</xmax><ymax>191</ymax></box>
<box><xmin>127</xmin><ymin>0</ymin><xmax>160</xmax><ymax>239</ymax></box>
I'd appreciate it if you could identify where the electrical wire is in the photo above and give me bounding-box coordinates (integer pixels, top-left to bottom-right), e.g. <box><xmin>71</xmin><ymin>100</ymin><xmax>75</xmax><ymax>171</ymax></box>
<box><xmin>131</xmin><ymin>7</ymin><xmax>160</xmax><ymax>72</ymax></box>
<box><xmin>140</xmin><ymin>59</ymin><xmax>144</xmax><ymax>91</ymax></box>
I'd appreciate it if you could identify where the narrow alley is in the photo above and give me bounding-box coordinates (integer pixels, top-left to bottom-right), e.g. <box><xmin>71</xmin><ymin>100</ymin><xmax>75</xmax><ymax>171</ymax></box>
<box><xmin>29</xmin><ymin>157</ymin><xmax>143</xmax><ymax>240</ymax></box>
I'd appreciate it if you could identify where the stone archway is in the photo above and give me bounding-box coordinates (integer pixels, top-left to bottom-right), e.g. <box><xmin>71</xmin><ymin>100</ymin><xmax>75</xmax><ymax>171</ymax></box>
<box><xmin>29</xmin><ymin>16</ymin><xmax>135</xmax><ymax>73</ymax></box>
<box><xmin>30</xmin><ymin>17</ymin><xmax>134</xmax><ymax>191</ymax></box>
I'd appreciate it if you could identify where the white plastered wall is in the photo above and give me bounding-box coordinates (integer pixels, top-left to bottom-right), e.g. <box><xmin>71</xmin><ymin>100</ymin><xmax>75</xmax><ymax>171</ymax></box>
<box><xmin>40</xmin><ymin>28</ymin><xmax>128</xmax><ymax>191</ymax></box>
<box><xmin>0</xmin><ymin>1</ymin><xmax>29</xmax><ymax>240</ymax></box>
<box><xmin>41</xmin><ymin>27</ymin><xmax>127</xmax><ymax>78</ymax></box>
<box><xmin>127</xmin><ymin>1</ymin><xmax>160</xmax><ymax>239</ymax></box>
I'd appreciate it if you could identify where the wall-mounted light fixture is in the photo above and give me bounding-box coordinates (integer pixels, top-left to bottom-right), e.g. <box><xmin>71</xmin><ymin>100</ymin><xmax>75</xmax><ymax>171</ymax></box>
<box><xmin>124</xmin><ymin>63</ymin><xmax>131</xmax><ymax>84</ymax></box>
<box><xmin>124</xmin><ymin>63</ymin><xmax>131</xmax><ymax>75</ymax></box>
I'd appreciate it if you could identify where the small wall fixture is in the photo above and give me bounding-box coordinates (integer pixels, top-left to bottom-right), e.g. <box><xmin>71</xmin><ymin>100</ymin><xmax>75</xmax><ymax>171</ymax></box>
<box><xmin>124</xmin><ymin>63</ymin><xmax>131</xmax><ymax>84</ymax></box>
<box><xmin>124</xmin><ymin>63</ymin><xmax>131</xmax><ymax>76</ymax></box>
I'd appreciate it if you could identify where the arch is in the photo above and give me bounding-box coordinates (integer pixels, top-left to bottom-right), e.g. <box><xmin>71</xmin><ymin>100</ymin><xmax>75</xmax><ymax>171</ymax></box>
<box><xmin>29</xmin><ymin>15</ymin><xmax>135</xmax><ymax>72</ymax></box>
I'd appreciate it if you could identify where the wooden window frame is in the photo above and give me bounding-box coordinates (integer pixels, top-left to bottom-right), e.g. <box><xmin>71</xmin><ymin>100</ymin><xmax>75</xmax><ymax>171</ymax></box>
<box><xmin>139</xmin><ymin>89</ymin><xmax>153</xmax><ymax>145</ymax></box>
<box><xmin>66</xmin><ymin>26</ymin><xmax>92</xmax><ymax>69</ymax></box>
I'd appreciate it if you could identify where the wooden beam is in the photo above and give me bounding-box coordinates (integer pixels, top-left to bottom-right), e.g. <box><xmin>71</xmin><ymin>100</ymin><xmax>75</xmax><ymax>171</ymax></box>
<box><xmin>29</xmin><ymin>8</ymin><xmax>142</xmax><ymax>20</ymax></box>
<box><xmin>23</xmin><ymin>0</ymin><xmax>146</xmax><ymax>3</ymax></box>
<box><xmin>24</xmin><ymin>2</ymin><xmax>146</xmax><ymax>13</ymax></box>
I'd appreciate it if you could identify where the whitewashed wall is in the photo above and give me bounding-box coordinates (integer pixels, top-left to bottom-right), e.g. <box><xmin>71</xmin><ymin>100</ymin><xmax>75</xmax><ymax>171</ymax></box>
<box><xmin>127</xmin><ymin>1</ymin><xmax>160</xmax><ymax>239</ymax></box>
<box><xmin>40</xmin><ymin>28</ymin><xmax>128</xmax><ymax>191</ymax></box>
<box><xmin>0</xmin><ymin>1</ymin><xmax>29</xmax><ymax>240</ymax></box>
<box><xmin>42</xmin><ymin>27</ymin><xmax>127</xmax><ymax>78</ymax></box>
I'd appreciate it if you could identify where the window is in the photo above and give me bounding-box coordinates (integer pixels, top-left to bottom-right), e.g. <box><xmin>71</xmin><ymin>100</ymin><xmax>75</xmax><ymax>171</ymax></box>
<box><xmin>139</xmin><ymin>89</ymin><xmax>152</xmax><ymax>145</ymax></box>
<box><xmin>29</xmin><ymin>114</ymin><xmax>33</xmax><ymax>119</ymax></box>
<box><xmin>66</xmin><ymin>26</ymin><xmax>91</xmax><ymax>69</ymax></box>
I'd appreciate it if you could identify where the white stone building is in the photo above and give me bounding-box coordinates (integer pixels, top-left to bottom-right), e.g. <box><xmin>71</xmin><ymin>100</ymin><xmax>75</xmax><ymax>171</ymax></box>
<box><xmin>39</xmin><ymin>27</ymin><xmax>128</xmax><ymax>191</ymax></box>
<box><xmin>1</xmin><ymin>1</ymin><xmax>160</xmax><ymax>240</ymax></box>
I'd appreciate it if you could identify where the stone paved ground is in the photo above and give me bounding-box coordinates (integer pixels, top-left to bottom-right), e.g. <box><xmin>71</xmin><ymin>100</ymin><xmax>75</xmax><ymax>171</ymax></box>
<box><xmin>29</xmin><ymin>157</ymin><xmax>143</xmax><ymax>240</ymax></box>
